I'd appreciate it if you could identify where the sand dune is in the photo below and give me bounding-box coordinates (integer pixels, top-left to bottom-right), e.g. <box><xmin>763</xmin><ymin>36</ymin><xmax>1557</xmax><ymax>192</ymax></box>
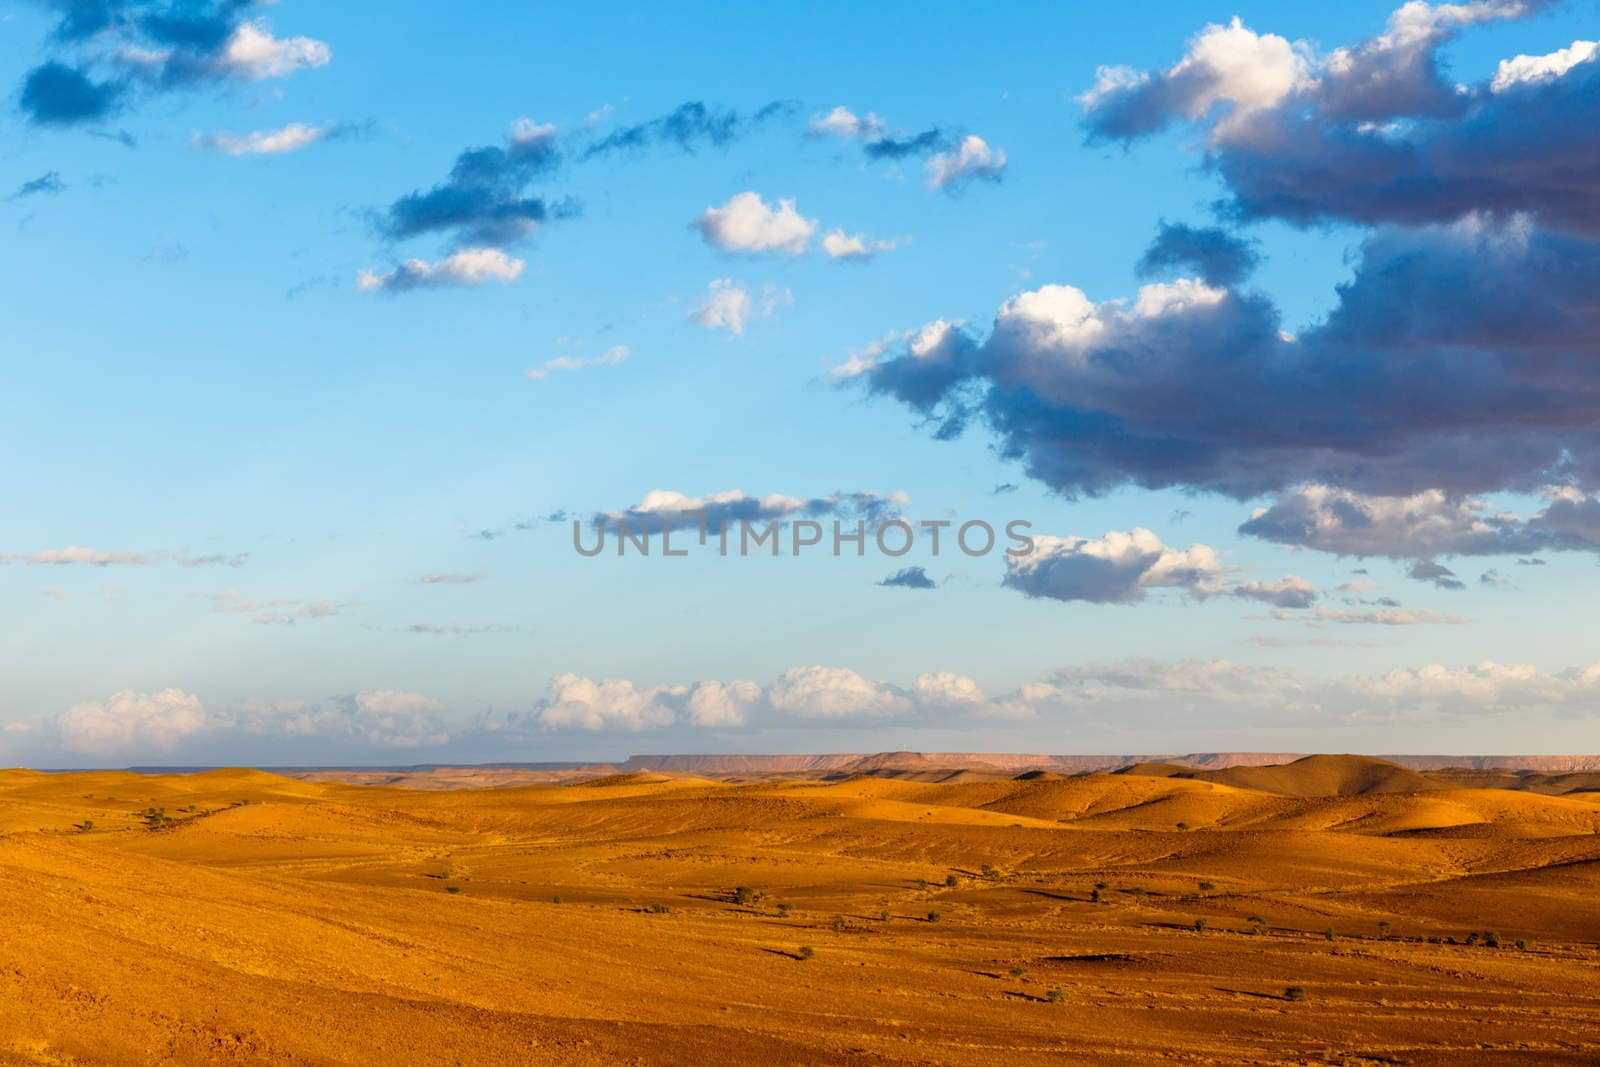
<box><xmin>3</xmin><ymin>756</ymin><xmax>1599</xmax><ymax>1063</ymax></box>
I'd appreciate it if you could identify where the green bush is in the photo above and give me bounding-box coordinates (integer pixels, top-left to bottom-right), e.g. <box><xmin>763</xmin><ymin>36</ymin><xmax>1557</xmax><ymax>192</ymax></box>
<box><xmin>1285</xmin><ymin>985</ymin><xmax>1308</xmax><ymax>1002</ymax></box>
<box><xmin>926</xmin><ymin>911</ymin><xmax>941</xmax><ymax>923</ymax></box>
<box><xmin>1484</xmin><ymin>931</ymin><xmax>1501</xmax><ymax>948</ymax></box>
<box><xmin>445</xmin><ymin>886</ymin><xmax>461</xmax><ymax>894</ymax></box>
<box><xmin>831</xmin><ymin>914</ymin><xmax>847</xmax><ymax>933</ymax></box>
<box><xmin>945</xmin><ymin>874</ymin><xmax>959</xmax><ymax>888</ymax></box>
<box><xmin>798</xmin><ymin>945</ymin><xmax>815</xmax><ymax>960</ymax></box>
<box><xmin>1193</xmin><ymin>918</ymin><xmax>1208</xmax><ymax>933</ymax></box>
<box><xmin>776</xmin><ymin>903</ymin><xmax>792</xmax><ymax>917</ymax></box>
<box><xmin>1324</xmin><ymin>928</ymin><xmax>1336</xmax><ymax>941</ymax></box>
<box><xmin>1515</xmin><ymin>939</ymin><xmax>1528</xmax><ymax>951</ymax></box>
<box><xmin>649</xmin><ymin>902</ymin><xmax>671</xmax><ymax>914</ymax></box>
<box><xmin>1008</xmin><ymin>965</ymin><xmax>1027</xmax><ymax>978</ymax></box>
<box><xmin>733</xmin><ymin>886</ymin><xmax>758</xmax><ymax>906</ymax></box>
<box><xmin>1197</xmin><ymin>880</ymin><xmax>1215</xmax><ymax>891</ymax></box>
<box><xmin>1045</xmin><ymin>987</ymin><xmax>1064</xmax><ymax>1004</ymax></box>
<box><xmin>879</xmin><ymin>909</ymin><xmax>890</xmax><ymax>922</ymax></box>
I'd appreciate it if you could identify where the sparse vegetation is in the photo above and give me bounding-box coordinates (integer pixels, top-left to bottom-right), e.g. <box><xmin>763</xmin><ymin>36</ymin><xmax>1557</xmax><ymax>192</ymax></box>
<box><xmin>945</xmin><ymin>874</ymin><xmax>959</xmax><ymax>888</ymax></box>
<box><xmin>776</xmin><ymin>903</ymin><xmax>792</xmax><ymax>917</ymax></box>
<box><xmin>1094</xmin><ymin>881</ymin><xmax>1109</xmax><ymax>891</ymax></box>
<box><xmin>1377</xmin><ymin>920</ymin><xmax>1392</xmax><ymax>939</ymax></box>
<box><xmin>1008</xmin><ymin>966</ymin><xmax>1028</xmax><ymax>978</ymax></box>
<box><xmin>1197</xmin><ymin>880</ymin><xmax>1215</xmax><ymax>891</ymax></box>
<box><xmin>649</xmin><ymin>903</ymin><xmax>671</xmax><ymax>914</ymax></box>
<box><xmin>1516</xmin><ymin>939</ymin><xmax>1528</xmax><ymax>951</ymax></box>
<box><xmin>552</xmin><ymin>895</ymin><xmax>562</xmax><ymax>904</ymax></box>
<box><xmin>1285</xmin><ymin>985</ymin><xmax>1308</xmax><ymax>1002</ymax></box>
<box><xmin>1045</xmin><ymin>987</ymin><xmax>1064</xmax><ymax>1003</ymax></box>
<box><xmin>1193</xmin><ymin>918</ymin><xmax>1208</xmax><ymax>933</ymax></box>
<box><xmin>879</xmin><ymin>909</ymin><xmax>890</xmax><ymax>922</ymax></box>
<box><xmin>926</xmin><ymin>911</ymin><xmax>941</xmax><ymax>923</ymax></box>
<box><xmin>798</xmin><ymin>945</ymin><xmax>815</xmax><ymax>960</ymax></box>
<box><xmin>1324</xmin><ymin>928</ymin><xmax>1336</xmax><ymax>941</ymax></box>
<box><xmin>1484</xmin><ymin>931</ymin><xmax>1501</xmax><ymax>948</ymax></box>
<box><xmin>1090</xmin><ymin>888</ymin><xmax>1101</xmax><ymax>903</ymax></box>
<box><xmin>831</xmin><ymin>914</ymin><xmax>847</xmax><ymax>932</ymax></box>
<box><xmin>733</xmin><ymin>886</ymin><xmax>759</xmax><ymax>906</ymax></box>
<box><xmin>445</xmin><ymin>886</ymin><xmax>461</xmax><ymax>894</ymax></box>
<box><xmin>980</xmin><ymin>864</ymin><xmax>998</xmax><ymax>879</ymax></box>
<box><xmin>1176</xmin><ymin>822</ymin><xmax>1190</xmax><ymax>830</ymax></box>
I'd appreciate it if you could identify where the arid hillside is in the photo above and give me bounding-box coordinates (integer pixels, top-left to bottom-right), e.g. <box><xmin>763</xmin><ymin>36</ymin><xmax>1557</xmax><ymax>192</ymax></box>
<box><xmin>2</xmin><ymin>757</ymin><xmax>1599</xmax><ymax>1063</ymax></box>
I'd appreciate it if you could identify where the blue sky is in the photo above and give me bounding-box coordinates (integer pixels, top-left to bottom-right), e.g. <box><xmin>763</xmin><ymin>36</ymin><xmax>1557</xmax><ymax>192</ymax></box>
<box><xmin>4</xmin><ymin>0</ymin><xmax>1600</xmax><ymax>765</ymax></box>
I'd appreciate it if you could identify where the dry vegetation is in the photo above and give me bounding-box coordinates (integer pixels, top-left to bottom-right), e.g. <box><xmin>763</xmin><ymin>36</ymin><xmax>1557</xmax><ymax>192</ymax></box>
<box><xmin>2</xmin><ymin>755</ymin><xmax>1600</xmax><ymax>1063</ymax></box>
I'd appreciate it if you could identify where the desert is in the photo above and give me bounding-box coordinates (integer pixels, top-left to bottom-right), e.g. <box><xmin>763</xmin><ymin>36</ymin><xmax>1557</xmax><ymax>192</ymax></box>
<box><xmin>3</xmin><ymin>753</ymin><xmax>1599</xmax><ymax>1064</ymax></box>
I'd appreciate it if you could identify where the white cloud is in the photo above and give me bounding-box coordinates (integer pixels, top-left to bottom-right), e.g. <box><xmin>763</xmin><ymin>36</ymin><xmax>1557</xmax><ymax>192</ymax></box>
<box><xmin>823</xmin><ymin>229</ymin><xmax>898</xmax><ymax>261</ymax></box>
<box><xmin>689</xmin><ymin>279</ymin><xmax>790</xmax><ymax>336</ymax></box>
<box><xmin>685</xmin><ymin>680</ymin><xmax>763</xmax><ymax>727</ymax></box>
<box><xmin>195</xmin><ymin>122</ymin><xmax>329</xmax><ymax>156</ymax></box>
<box><xmin>57</xmin><ymin>689</ymin><xmax>215</xmax><ymax>755</ymax></box>
<box><xmin>1004</xmin><ymin>528</ymin><xmax>1227</xmax><ymax>604</ymax></box>
<box><xmin>217</xmin><ymin>21</ymin><xmax>332</xmax><ymax>80</ymax></box>
<box><xmin>692</xmin><ymin>192</ymin><xmax>817</xmax><ymax>254</ymax></box>
<box><xmin>1231</xmin><ymin>575</ymin><xmax>1318</xmax><ymax>609</ymax></box>
<box><xmin>537</xmin><ymin>674</ymin><xmax>682</xmax><ymax>731</ymax></box>
<box><xmin>1277</xmin><ymin>606</ymin><xmax>1471</xmax><ymax>626</ymax></box>
<box><xmin>767</xmin><ymin>666</ymin><xmax>911</xmax><ymax>719</ymax></box>
<box><xmin>358</xmin><ymin>248</ymin><xmax>525</xmax><ymax>293</ymax></box>
<box><xmin>527</xmin><ymin>345</ymin><xmax>629</xmax><ymax>381</ymax></box>
<box><xmin>925</xmin><ymin>135</ymin><xmax>1007</xmax><ymax>190</ymax></box>
<box><xmin>7</xmin><ymin>546</ymin><xmax>147</xmax><ymax>566</ymax></box>
<box><xmin>1491</xmin><ymin>39</ymin><xmax>1597</xmax><ymax>91</ymax></box>
<box><xmin>206</xmin><ymin>588</ymin><xmax>347</xmax><ymax>625</ymax></box>
<box><xmin>807</xmin><ymin>106</ymin><xmax>888</xmax><ymax>141</ymax></box>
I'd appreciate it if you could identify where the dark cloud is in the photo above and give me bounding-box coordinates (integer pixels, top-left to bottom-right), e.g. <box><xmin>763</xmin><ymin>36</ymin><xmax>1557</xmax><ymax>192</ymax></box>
<box><xmin>878</xmin><ymin>565</ymin><xmax>937</xmax><ymax>590</ymax></box>
<box><xmin>861</xmin><ymin>128</ymin><xmax>944</xmax><ymax>160</ymax></box>
<box><xmin>1407</xmin><ymin>560</ymin><xmax>1466</xmax><ymax>590</ymax></box>
<box><xmin>1239</xmin><ymin>486</ymin><xmax>1600</xmax><ymax>558</ymax></box>
<box><xmin>379</xmin><ymin>124</ymin><xmax>569</xmax><ymax>247</ymax></box>
<box><xmin>844</xmin><ymin>219</ymin><xmax>1600</xmax><ymax>502</ymax></box>
<box><xmin>992</xmin><ymin>482</ymin><xmax>1018</xmax><ymax>495</ymax></box>
<box><xmin>1081</xmin><ymin>5</ymin><xmax>1600</xmax><ymax>237</ymax></box>
<box><xmin>9</xmin><ymin>171</ymin><xmax>67</xmax><ymax>199</ymax></box>
<box><xmin>581</xmin><ymin>100</ymin><xmax>795</xmax><ymax>160</ymax></box>
<box><xmin>17</xmin><ymin>2</ymin><xmax>327</xmax><ymax>128</ymax></box>
<box><xmin>1137</xmin><ymin>222</ymin><xmax>1260</xmax><ymax>287</ymax></box>
<box><xmin>19</xmin><ymin>62</ymin><xmax>126</xmax><ymax>126</ymax></box>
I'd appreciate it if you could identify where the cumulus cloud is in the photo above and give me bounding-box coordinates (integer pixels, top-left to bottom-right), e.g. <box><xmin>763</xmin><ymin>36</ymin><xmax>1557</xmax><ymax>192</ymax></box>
<box><xmin>376</xmin><ymin>119</ymin><xmax>566</xmax><ymax>248</ymax></box>
<box><xmin>536</xmin><ymin>674</ymin><xmax>683</xmax><ymax>731</ymax></box>
<box><xmin>822</xmin><ymin>230</ymin><xmax>898</xmax><ymax>261</ymax></box>
<box><xmin>1407</xmin><ymin>559</ymin><xmax>1466</xmax><ymax>590</ymax></box>
<box><xmin>692</xmin><ymin>192</ymin><xmax>816</xmax><ymax>255</ymax></box>
<box><xmin>689</xmin><ymin>278</ymin><xmax>790</xmax><ymax>335</ymax></box>
<box><xmin>1136</xmin><ymin>222</ymin><xmax>1261</xmax><ymax>287</ymax></box>
<box><xmin>594</xmin><ymin>487</ymin><xmax>906</xmax><ymax>533</ymax></box>
<box><xmin>17</xmin><ymin>4</ymin><xmax>329</xmax><ymax>127</ymax></box>
<box><xmin>925</xmin><ymin>135</ymin><xmax>1007</xmax><ymax>190</ymax></box>
<box><xmin>878</xmin><ymin>565</ymin><xmax>937</xmax><ymax>590</ymax></box>
<box><xmin>807</xmin><ymin>105</ymin><xmax>945</xmax><ymax>160</ymax></box>
<box><xmin>1239</xmin><ymin>485</ymin><xmax>1600</xmax><ymax>557</ymax></box>
<box><xmin>56</xmin><ymin>688</ymin><xmax>215</xmax><ymax>755</ymax></box>
<box><xmin>358</xmin><ymin>248</ymin><xmax>525</xmax><ymax>293</ymax></box>
<box><xmin>767</xmin><ymin>665</ymin><xmax>911</xmax><ymax>719</ymax></box>
<box><xmin>526</xmin><ymin>345</ymin><xmax>629</xmax><ymax>381</ymax></box>
<box><xmin>1080</xmin><ymin>4</ymin><xmax>1600</xmax><ymax>235</ymax></box>
<box><xmin>194</xmin><ymin>121</ymin><xmax>335</xmax><ymax>156</ymax></box>
<box><xmin>582</xmin><ymin>100</ymin><xmax>793</xmax><ymax>159</ymax></box>
<box><xmin>1003</xmin><ymin>528</ymin><xmax>1227</xmax><ymax>604</ymax></box>
<box><xmin>1231</xmin><ymin>575</ymin><xmax>1319</xmax><ymax>609</ymax></box>
<box><xmin>844</xmin><ymin>217</ymin><xmax>1600</xmax><ymax>509</ymax></box>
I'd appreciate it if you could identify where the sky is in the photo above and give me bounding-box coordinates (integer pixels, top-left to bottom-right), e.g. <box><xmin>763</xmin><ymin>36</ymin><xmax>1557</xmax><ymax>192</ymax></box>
<box><xmin>4</xmin><ymin>0</ymin><xmax>1600</xmax><ymax>766</ymax></box>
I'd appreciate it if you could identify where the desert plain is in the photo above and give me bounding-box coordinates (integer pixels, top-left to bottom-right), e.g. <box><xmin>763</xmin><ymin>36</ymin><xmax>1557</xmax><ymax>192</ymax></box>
<box><xmin>2</xmin><ymin>753</ymin><xmax>1599</xmax><ymax>1064</ymax></box>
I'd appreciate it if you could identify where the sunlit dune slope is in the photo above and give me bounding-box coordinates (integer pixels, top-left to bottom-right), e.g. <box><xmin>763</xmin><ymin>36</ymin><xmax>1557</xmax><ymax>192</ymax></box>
<box><xmin>3</xmin><ymin>755</ymin><xmax>1600</xmax><ymax>1063</ymax></box>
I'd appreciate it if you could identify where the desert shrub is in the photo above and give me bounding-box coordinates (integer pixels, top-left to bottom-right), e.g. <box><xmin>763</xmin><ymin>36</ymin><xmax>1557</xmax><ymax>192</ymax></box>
<box><xmin>1090</xmin><ymin>888</ymin><xmax>1101</xmax><ymax>903</ymax></box>
<box><xmin>1193</xmin><ymin>918</ymin><xmax>1208</xmax><ymax>933</ymax></box>
<box><xmin>733</xmin><ymin>886</ymin><xmax>758</xmax><ymax>906</ymax></box>
<box><xmin>1045</xmin><ymin>987</ymin><xmax>1064</xmax><ymax>1003</ymax></box>
<box><xmin>1094</xmin><ymin>881</ymin><xmax>1109</xmax><ymax>891</ymax></box>
<box><xmin>445</xmin><ymin>886</ymin><xmax>461</xmax><ymax>894</ymax></box>
<box><xmin>1247</xmin><ymin>915</ymin><xmax>1266</xmax><ymax>926</ymax></box>
<box><xmin>1285</xmin><ymin>985</ymin><xmax>1308</xmax><ymax>1002</ymax></box>
<box><xmin>1484</xmin><ymin>931</ymin><xmax>1501</xmax><ymax>948</ymax></box>
<box><xmin>649</xmin><ymin>903</ymin><xmax>671</xmax><ymax>914</ymax></box>
<box><xmin>798</xmin><ymin>945</ymin><xmax>815</xmax><ymax>960</ymax></box>
<box><xmin>1009</xmin><ymin>966</ymin><xmax>1028</xmax><ymax>978</ymax></box>
<box><xmin>1248</xmin><ymin>924</ymin><xmax>1263</xmax><ymax>936</ymax></box>
<box><xmin>831</xmin><ymin>914</ymin><xmax>847</xmax><ymax>933</ymax></box>
<box><xmin>926</xmin><ymin>911</ymin><xmax>941</xmax><ymax>923</ymax></box>
<box><xmin>916</xmin><ymin>878</ymin><xmax>928</xmax><ymax>890</ymax></box>
<box><xmin>1377</xmin><ymin>921</ymin><xmax>1392</xmax><ymax>939</ymax></box>
<box><xmin>945</xmin><ymin>874</ymin><xmax>959</xmax><ymax>888</ymax></box>
<box><xmin>980</xmin><ymin>864</ymin><xmax>998</xmax><ymax>879</ymax></box>
<box><xmin>879</xmin><ymin>909</ymin><xmax>890</xmax><ymax>922</ymax></box>
<box><xmin>1324</xmin><ymin>928</ymin><xmax>1336</xmax><ymax>941</ymax></box>
<box><xmin>1465</xmin><ymin>932</ymin><xmax>1480</xmax><ymax>946</ymax></box>
<box><xmin>776</xmin><ymin>903</ymin><xmax>792</xmax><ymax>917</ymax></box>
<box><xmin>1515</xmin><ymin>939</ymin><xmax>1528</xmax><ymax>951</ymax></box>
<box><xmin>1197</xmin><ymin>880</ymin><xmax>1215</xmax><ymax>891</ymax></box>
<box><xmin>1175</xmin><ymin>822</ymin><xmax>1189</xmax><ymax>830</ymax></box>
<box><xmin>78</xmin><ymin>820</ymin><xmax>94</xmax><ymax>831</ymax></box>
<box><xmin>1127</xmin><ymin>886</ymin><xmax>1145</xmax><ymax>897</ymax></box>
